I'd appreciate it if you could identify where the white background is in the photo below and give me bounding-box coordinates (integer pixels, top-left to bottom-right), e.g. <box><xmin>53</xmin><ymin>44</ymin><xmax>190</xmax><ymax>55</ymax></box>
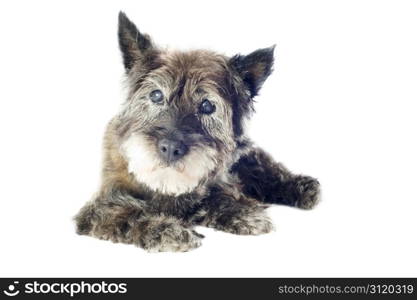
<box><xmin>0</xmin><ymin>0</ymin><xmax>416</xmax><ymax>277</ymax></box>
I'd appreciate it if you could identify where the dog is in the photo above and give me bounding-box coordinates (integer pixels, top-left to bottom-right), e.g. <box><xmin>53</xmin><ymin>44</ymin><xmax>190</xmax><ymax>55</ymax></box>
<box><xmin>74</xmin><ymin>12</ymin><xmax>321</xmax><ymax>252</ymax></box>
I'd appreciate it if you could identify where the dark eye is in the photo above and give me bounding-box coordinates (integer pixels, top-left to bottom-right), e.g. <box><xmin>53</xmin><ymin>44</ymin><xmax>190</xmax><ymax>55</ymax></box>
<box><xmin>199</xmin><ymin>99</ymin><xmax>216</xmax><ymax>114</ymax></box>
<box><xmin>149</xmin><ymin>89</ymin><xmax>164</xmax><ymax>103</ymax></box>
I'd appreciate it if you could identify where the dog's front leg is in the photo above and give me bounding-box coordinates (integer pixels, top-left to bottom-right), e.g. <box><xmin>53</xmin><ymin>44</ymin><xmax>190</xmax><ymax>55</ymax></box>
<box><xmin>231</xmin><ymin>148</ymin><xmax>321</xmax><ymax>209</ymax></box>
<box><xmin>196</xmin><ymin>189</ymin><xmax>274</xmax><ymax>235</ymax></box>
<box><xmin>74</xmin><ymin>188</ymin><xmax>203</xmax><ymax>252</ymax></box>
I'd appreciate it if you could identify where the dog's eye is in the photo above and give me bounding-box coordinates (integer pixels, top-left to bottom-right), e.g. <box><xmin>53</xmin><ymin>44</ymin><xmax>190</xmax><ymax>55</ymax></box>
<box><xmin>199</xmin><ymin>99</ymin><xmax>216</xmax><ymax>114</ymax></box>
<box><xmin>149</xmin><ymin>89</ymin><xmax>164</xmax><ymax>103</ymax></box>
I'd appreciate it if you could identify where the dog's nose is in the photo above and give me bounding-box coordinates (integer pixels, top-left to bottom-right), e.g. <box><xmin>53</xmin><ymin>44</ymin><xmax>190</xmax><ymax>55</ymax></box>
<box><xmin>158</xmin><ymin>138</ymin><xmax>188</xmax><ymax>162</ymax></box>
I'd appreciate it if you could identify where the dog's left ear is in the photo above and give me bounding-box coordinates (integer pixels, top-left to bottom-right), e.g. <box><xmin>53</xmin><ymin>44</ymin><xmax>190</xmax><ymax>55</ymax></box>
<box><xmin>118</xmin><ymin>11</ymin><xmax>156</xmax><ymax>72</ymax></box>
<box><xmin>229</xmin><ymin>46</ymin><xmax>275</xmax><ymax>97</ymax></box>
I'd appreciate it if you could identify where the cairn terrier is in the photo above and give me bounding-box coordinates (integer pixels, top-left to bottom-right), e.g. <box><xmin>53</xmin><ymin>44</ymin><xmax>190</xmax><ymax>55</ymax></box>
<box><xmin>74</xmin><ymin>12</ymin><xmax>320</xmax><ymax>252</ymax></box>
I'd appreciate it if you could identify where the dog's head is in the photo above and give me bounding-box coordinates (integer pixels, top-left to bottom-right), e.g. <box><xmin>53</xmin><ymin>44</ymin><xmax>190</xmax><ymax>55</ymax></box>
<box><xmin>116</xmin><ymin>12</ymin><xmax>274</xmax><ymax>195</ymax></box>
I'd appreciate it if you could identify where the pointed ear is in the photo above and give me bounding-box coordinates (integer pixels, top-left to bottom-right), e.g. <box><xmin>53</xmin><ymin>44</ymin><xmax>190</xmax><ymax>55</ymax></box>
<box><xmin>229</xmin><ymin>46</ymin><xmax>275</xmax><ymax>97</ymax></box>
<box><xmin>118</xmin><ymin>12</ymin><xmax>155</xmax><ymax>72</ymax></box>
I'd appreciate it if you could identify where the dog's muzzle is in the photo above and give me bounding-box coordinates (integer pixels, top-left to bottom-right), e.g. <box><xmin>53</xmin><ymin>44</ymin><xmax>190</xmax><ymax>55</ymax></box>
<box><xmin>158</xmin><ymin>138</ymin><xmax>188</xmax><ymax>163</ymax></box>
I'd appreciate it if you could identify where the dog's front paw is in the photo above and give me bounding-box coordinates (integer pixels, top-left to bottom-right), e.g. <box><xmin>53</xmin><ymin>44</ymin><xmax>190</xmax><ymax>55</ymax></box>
<box><xmin>294</xmin><ymin>175</ymin><xmax>321</xmax><ymax>209</ymax></box>
<box><xmin>221</xmin><ymin>209</ymin><xmax>274</xmax><ymax>235</ymax></box>
<box><xmin>140</xmin><ymin>218</ymin><xmax>203</xmax><ymax>252</ymax></box>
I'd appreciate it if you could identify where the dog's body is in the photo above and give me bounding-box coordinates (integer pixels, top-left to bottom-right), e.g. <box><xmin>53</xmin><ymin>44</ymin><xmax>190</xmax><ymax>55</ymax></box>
<box><xmin>74</xmin><ymin>12</ymin><xmax>320</xmax><ymax>252</ymax></box>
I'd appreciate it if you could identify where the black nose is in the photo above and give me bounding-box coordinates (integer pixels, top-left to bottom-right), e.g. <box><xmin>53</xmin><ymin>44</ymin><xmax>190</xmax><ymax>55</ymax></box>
<box><xmin>158</xmin><ymin>138</ymin><xmax>188</xmax><ymax>162</ymax></box>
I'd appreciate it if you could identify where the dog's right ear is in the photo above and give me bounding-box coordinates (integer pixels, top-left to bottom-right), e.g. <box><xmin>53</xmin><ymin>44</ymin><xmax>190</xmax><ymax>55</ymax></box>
<box><xmin>118</xmin><ymin>12</ymin><xmax>155</xmax><ymax>72</ymax></box>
